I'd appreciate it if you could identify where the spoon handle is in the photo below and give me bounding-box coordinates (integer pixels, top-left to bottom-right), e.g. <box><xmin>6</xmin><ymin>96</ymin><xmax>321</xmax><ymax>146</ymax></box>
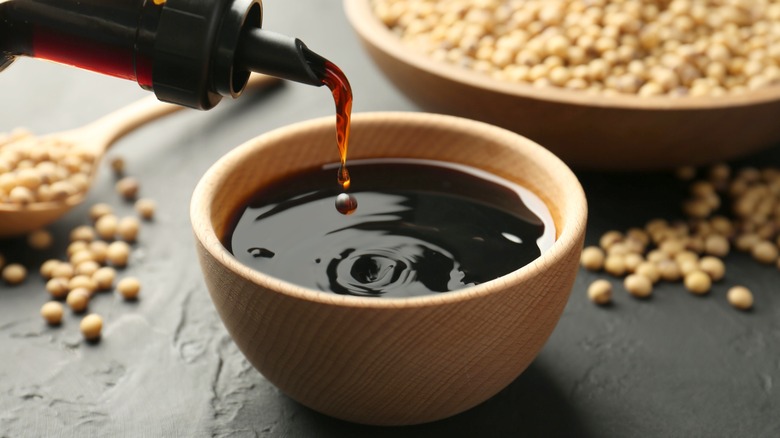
<box><xmin>79</xmin><ymin>74</ymin><xmax>281</xmax><ymax>155</ymax></box>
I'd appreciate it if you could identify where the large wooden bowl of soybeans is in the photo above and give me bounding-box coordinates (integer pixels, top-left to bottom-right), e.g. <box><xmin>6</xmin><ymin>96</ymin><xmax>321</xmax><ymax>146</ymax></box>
<box><xmin>191</xmin><ymin>112</ymin><xmax>587</xmax><ymax>425</ymax></box>
<box><xmin>345</xmin><ymin>0</ymin><xmax>780</xmax><ymax>170</ymax></box>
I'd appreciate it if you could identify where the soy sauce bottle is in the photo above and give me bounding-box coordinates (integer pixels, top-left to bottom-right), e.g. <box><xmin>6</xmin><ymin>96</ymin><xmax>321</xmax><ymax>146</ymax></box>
<box><xmin>0</xmin><ymin>0</ymin><xmax>328</xmax><ymax>109</ymax></box>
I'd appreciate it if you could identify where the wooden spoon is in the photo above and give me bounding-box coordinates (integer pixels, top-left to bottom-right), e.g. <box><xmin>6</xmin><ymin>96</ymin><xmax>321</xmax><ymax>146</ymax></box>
<box><xmin>0</xmin><ymin>74</ymin><xmax>280</xmax><ymax>238</ymax></box>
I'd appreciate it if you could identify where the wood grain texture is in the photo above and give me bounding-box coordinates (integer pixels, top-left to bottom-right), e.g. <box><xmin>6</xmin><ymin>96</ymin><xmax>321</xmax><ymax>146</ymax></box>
<box><xmin>344</xmin><ymin>0</ymin><xmax>780</xmax><ymax>170</ymax></box>
<box><xmin>191</xmin><ymin>112</ymin><xmax>586</xmax><ymax>425</ymax></box>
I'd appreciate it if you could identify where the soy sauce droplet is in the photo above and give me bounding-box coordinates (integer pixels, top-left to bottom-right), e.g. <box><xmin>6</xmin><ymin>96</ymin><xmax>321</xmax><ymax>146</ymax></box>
<box><xmin>338</xmin><ymin>165</ymin><xmax>351</xmax><ymax>190</ymax></box>
<box><xmin>335</xmin><ymin>193</ymin><xmax>358</xmax><ymax>215</ymax></box>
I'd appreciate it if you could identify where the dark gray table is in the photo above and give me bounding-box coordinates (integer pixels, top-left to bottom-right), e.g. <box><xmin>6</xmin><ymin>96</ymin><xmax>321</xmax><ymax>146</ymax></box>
<box><xmin>2</xmin><ymin>1</ymin><xmax>779</xmax><ymax>436</ymax></box>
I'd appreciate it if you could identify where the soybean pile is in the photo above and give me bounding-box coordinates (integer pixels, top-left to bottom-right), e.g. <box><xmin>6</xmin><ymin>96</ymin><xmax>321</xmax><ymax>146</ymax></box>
<box><xmin>582</xmin><ymin>163</ymin><xmax>780</xmax><ymax>311</ymax></box>
<box><xmin>373</xmin><ymin>0</ymin><xmax>780</xmax><ymax>96</ymax></box>
<box><xmin>1</xmin><ymin>129</ymin><xmax>156</xmax><ymax>342</ymax></box>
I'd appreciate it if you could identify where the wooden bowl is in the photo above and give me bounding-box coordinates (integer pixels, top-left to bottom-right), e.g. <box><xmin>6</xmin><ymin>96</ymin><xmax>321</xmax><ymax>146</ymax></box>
<box><xmin>190</xmin><ymin>112</ymin><xmax>587</xmax><ymax>425</ymax></box>
<box><xmin>344</xmin><ymin>0</ymin><xmax>780</xmax><ymax>170</ymax></box>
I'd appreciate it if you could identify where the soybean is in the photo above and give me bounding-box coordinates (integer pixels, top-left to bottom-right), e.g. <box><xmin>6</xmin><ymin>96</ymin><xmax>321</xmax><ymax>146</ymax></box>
<box><xmin>116</xmin><ymin>177</ymin><xmax>139</xmax><ymax>200</ymax></box>
<box><xmin>92</xmin><ymin>267</ymin><xmax>116</xmax><ymax>291</ymax></box>
<box><xmin>135</xmin><ymin>198</ymin><xmax>156</xmax><ymax>220</ymax></box>
<box><xmin>27</xmin><ymin>229</ymin><xmax>53</xmax><ymax>250</ymax></box>
<box><xmin>66</xmin><ymin>288</ymin><xmax>90</xmax><ymax>313</ymax></box>
<box><xmin>46</xmin><ymin>277</ymin><xmax>70</xmax><ymax>299</ymax></box>
<box><xmin>117</xmin><ymin>277</ymin><xmax>141</xmax><ymax>300</ymax></box>
<box><xmin>751</xmin><ymin>240</ymin><xmax>778</xmax><ymax>264</ymax></box>
<box><xmin>727</xmin><ymin>286</ymin><xmax>753</xmax><ymax>310</ymax></box>
<box><xmin>587</xmin><ymin>279</ymin><xmax>612</xmax><ymax>305</ymax></box>
<box><xmin>107</xmin><ymin>241</ymin><xmax>131</xmax><ymax>267</ymax></box>
<box><xmin>2</xmin><ymin>263</ymin><xmax>26</xmax><ymax>285</ymax></box>
<box><xmin>699</xmin><ymin>256</ymin><xmax>726</xmax><ymax>281</ymax></box>
<box><xmin>41</xmin><ymin>301</ymin><xmax>64</xmax><ymax>325</ymax></box>
<box><xmin>80</xmin><ymin>314</ymin><xmax>103</xmax><ymax>341</ymax></box>
<box><xmin>117</xmin><ymin>217</ymin><xmax>140</xmax><ymax>242</ymax></box>
<box><xmin>684</xmin><ymin>270</ymin><xmax>712</xmax><ymax>295</ymax></box>
<box><xmin>580</xmin><ymin>246</ymin><xmax>605</xmax><ymax>271</ymax></box>
<box><xmin>624</xmin><ymin>274</ymin><xmax>653</xmax><ymax>298</ymax></box>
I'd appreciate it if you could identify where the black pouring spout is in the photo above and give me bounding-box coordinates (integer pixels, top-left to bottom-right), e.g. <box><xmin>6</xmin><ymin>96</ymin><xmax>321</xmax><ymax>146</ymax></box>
<box><xmin>236</xmin><ymin>28</ymin><xmax>326</xmax><ymax>88</ymax></box>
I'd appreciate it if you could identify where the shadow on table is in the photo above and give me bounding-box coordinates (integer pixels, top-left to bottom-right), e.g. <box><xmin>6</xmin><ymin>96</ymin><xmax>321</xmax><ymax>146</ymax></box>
<box><xmin>282</xmin><ymin>362</ymin><xmax>589</xmax><ymax>438</ymax></box>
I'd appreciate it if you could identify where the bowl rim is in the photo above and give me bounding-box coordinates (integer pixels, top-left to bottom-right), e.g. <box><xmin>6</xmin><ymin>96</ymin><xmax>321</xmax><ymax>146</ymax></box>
<box><xmin>191</xmin><ymin>111</ymin><xmax>587</xmax><ymax>310</ymax></box>
<box><xmin>343</xmin><ymin>0</ymin><xmax>780</xmax><ymax>110</ymax></box>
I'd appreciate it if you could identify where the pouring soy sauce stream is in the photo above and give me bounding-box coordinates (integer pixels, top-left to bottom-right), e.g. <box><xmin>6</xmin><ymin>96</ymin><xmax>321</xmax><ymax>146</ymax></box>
<box><xmin>236</xmin><ymin>31</ymin><xmax>358</xmax><ymax>214</ymax></box>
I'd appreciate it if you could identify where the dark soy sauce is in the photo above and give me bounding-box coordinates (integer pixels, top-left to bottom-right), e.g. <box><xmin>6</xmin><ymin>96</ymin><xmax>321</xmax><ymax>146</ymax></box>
<box><xmin>225</xmin><ymin>159</ymin><xmax>556</xmax><ymax>298</ymax></box>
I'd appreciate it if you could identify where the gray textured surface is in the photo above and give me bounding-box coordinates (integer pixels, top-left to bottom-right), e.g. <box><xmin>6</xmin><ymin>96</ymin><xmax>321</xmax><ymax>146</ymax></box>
<box><xmin>1</xmin><ymin>1</ymin><xmax>780</xmax><ymax>436</ymax></box>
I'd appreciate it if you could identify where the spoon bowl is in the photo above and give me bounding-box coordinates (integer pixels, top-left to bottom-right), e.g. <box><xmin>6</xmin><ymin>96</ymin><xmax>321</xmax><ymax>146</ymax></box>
<box><xmin>0</xmin><ymin>74</ymin><xmax>280</xmax><ymax>238</ymax></box>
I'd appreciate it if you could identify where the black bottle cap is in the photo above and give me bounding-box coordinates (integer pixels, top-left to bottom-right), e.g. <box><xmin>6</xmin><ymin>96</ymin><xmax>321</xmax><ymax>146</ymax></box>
<box><xmin>152</xmin><ymin>0</ymin><xmax>323</xmax><ymax>110</ymax></box>
<box><xmin>152</xmin><ymin>0</ymin><xmax>261</xmax><ymax>110</ymax></box>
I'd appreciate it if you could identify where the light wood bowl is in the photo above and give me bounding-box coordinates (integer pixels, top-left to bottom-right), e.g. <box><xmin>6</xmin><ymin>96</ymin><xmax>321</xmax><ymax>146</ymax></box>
<box><xmin>344</xmin><ymin>0</ymin><xmax>780</xmax><ymax>170</ymax></box>
<box><xmin>191</xmin><ymin>112</ymin><xmax>587</xmax><ymax>425</ymax></box>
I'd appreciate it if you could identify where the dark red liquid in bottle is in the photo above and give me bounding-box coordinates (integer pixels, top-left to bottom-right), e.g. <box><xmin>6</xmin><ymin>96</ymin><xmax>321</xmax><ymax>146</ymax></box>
<box><xmin>32</xmin><ymin>29</ymin><xmax>141</xmax><ymax>83</ymax></box>
<box><xmin>0</xmin><ymin>0</ymin><xmax>159</xmax><ymax>87</ymax></box>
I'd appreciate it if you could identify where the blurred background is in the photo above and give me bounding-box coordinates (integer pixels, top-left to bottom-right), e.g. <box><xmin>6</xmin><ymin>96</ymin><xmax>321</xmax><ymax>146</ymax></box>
<box><xmin>1</xmin><ymin>0</ymin><xmax>779</xmax><ymax>436</ymax></box>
